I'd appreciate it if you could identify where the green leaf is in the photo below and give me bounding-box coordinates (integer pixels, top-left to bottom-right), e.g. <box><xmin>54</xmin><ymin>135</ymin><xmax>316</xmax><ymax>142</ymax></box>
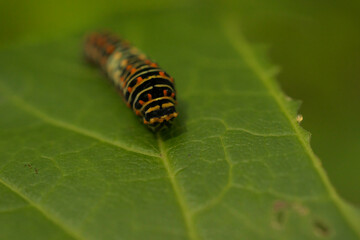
<box><xmin>0</xmin><ymin>6</ymin><xmax>359</xmax><ymax>240</ymax></box>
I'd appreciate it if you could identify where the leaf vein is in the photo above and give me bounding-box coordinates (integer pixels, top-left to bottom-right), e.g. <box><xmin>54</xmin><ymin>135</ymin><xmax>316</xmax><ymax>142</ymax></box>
<box><xmin>0</xmin><ymin>178</ymin><xmax>84</xmax><ymax>240</ymax></box>
<box><xmin>0</xmin><ymin>84</ymin><xmax>160</xmax><ymax>158</ymax></box>
<box><xmin>192</xmin><ymin>136</ymin><xmax>233</xmax><ymax>215</ymax></box>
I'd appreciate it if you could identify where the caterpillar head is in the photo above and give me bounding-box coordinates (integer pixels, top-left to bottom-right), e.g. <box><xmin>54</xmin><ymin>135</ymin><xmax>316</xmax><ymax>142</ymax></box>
<box><xmin>143</xmin><ymin>101</ymin><xmax>178</xmax><ymax>131</ymax></box>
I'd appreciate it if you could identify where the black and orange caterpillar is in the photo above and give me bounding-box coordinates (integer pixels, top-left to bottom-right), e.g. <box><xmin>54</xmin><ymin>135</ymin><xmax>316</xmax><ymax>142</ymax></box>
<box><xmin>84</xmin><ymin>32</ymin><xmax>178</xmax><ymax>131</ymax></box>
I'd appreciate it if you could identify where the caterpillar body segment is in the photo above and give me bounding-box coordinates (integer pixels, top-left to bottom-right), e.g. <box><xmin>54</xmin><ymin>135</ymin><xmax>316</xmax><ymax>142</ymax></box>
<box><xmin>84</xmin><ymin>32</ymin><xmax>178</xmax><ymax>131</ymax></box>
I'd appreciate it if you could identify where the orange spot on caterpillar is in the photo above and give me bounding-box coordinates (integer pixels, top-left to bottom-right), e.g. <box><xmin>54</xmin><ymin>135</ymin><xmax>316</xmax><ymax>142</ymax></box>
<box><xmin>97</xmin><ymin>37</ymin><xmax>106</xmax><ymax>46</ymax></box>
<box><xmin>126</xmin><ymin>102</ymin><xmax>131</xmax><ymax>108</ymax></box>
<box><xmin>127</xmin><ymin>87</ymin><xmax>132</xmax><ymax>93</ymax></box>
<box><xmin>139</xmin><ymin>100</ymin><xmax>145</xmax><ymax>105</ymax></box>
<box><xmin>163</xmin><ymin>90</ymin><xmax>168</xmax><ymax>96</ymax></box>
<box><xmin>171</xmin><ymin>92</ymin><xmax>175</xmax><ymax>98</ymax></box>
<box><xmin>137</xmin><ymin>77</ymin><xmax>143</xmax><ymax>84</ymax></box>
<box><xmin>143</xmin><ymin>119</ymin><xmax>149</xmax><ymax>124</ymax></box>
<box><xmin>106</xmin><ymin>45</ymin><xmax>115</xmax><ymax>54</ymax></box>
<box><xmin>120</xmin><ymin>76</ymin><xmax>125</xmax><ymax>82</ymax></box>
<box><xmin>147</xmin><ymin>94</ymin><xmax>152</xmax><ymax>100</ymax></box>
<box><xmin>170</xmin><ymin>77</ymin><xmax>174</xmax><ymax>83</ymax></box>
<box><xmin>131</xmin><ymin>68</ymin><xmax>137</xmax><ymax>74</ymax></box>
<box><xmin>159</xmin><ymin>71</ymin><xmax>165</xmax><ymax>77</ymax></box>
<box><xmin>150</xmin><ymin>63</ymin><xmax>158</xmax><ymax>67</ymax></box>
<box><xmin>145</xmin><ymin>60</ymin><xmax>151</xmax><ymax>64</ymax></box>
<box><xmin>126</xmin><ymin>65</ymin><xmax>132</xmax><ymax>71</ymax></box>
<box><xmin>135</xmin><ymin>110</ymin><xmax>141</xmax><ymax>116</ymax></box>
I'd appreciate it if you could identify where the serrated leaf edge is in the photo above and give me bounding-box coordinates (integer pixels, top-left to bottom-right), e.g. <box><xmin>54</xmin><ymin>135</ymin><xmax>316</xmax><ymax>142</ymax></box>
<box><xmin>223</xmin><ymin>18</ymin><xmax>360</xmax><ymax>238</ymax></box>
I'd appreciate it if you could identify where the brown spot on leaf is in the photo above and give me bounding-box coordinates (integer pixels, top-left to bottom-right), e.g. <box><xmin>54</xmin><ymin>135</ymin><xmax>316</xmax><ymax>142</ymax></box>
<box><xmin>292</xmin><ymin>202</ymin><xmax>309</xmax><ymax>216</ymax></box>
<box><xmin>271</xmin><ymin>200</ymin><xmax>288</xmax><ymax>229</ymax></box>
<box><xmin>24</xmin><ymin>163</ymin><xmax>32</xmax><ymax>169</ymax></box>
<box><xmin>273</xmin><ymin>200</ymin><xmax>288</xmax><ymax>211</ymax></box>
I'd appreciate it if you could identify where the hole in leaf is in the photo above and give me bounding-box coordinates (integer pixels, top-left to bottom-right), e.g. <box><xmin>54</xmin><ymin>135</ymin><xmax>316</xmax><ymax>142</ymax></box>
<box><xmin>313</xmin><ymin>220</ymin><xmax>331</xmax><ymax>238</ymax></box>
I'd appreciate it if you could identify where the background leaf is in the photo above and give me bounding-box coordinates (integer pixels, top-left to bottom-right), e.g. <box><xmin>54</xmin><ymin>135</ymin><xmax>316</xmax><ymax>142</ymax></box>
<box><xmin>0</xmin><ymin>2</ymin><xmax>359</xmax><ymax>240</ymax></box>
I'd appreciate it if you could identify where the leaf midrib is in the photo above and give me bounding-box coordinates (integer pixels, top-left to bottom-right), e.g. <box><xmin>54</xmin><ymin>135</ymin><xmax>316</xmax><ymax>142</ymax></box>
<box><xmin>156</xmin><ymin>133</ymin><xmax>200</xmax><ymax>240</ymax></box>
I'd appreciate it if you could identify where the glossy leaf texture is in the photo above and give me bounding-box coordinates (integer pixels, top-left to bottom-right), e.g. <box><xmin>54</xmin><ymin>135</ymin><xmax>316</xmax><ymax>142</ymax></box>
<box><xmin>0</xmin><ymin>6</ymin><xmax>359</xmax><ymax>240</ymax></box>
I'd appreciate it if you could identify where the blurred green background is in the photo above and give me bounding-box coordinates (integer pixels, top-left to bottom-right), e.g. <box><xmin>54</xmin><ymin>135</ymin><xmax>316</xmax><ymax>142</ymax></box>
<box><xmin>0</xmin><ymin>0</ymin><xmax>359</xmax><ymax>205</ymax></box>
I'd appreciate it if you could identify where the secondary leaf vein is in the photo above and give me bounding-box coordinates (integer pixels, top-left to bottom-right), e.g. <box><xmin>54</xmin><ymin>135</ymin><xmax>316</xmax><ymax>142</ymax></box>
<box><xmin>0</xmin><ymin>84</ymin><xmax>160</xmax><ymax>158</ymax></box>
<box><xmin>0</xmin><ymin>178</ymin><xmax>83</xmax><ymax>240</ymax></box>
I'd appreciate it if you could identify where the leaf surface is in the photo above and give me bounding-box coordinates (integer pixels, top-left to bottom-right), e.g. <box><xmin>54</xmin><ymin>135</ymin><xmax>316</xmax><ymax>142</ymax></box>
<box><xmin>0</xmin><ymin>6</ymin><xmax>359</xmax><ymax>240</ymax></box>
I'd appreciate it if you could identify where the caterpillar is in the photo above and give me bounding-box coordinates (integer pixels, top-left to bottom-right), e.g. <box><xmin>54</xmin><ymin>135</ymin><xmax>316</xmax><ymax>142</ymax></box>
<box><xmin>84</xmin><ymin>32</ymin><xmax>178</xmax><ymax>131</ymax></box>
